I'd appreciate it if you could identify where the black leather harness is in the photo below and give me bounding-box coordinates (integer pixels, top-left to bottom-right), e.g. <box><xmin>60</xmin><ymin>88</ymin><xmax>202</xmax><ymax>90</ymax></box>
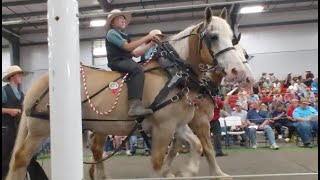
<box><xmin>25</xmin><ymin>23</ymin><xmax>239</xmax><ymax>164</ymax></box>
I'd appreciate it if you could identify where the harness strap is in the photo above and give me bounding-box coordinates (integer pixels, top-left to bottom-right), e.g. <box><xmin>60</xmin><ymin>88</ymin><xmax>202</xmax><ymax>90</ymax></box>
<box><xmin>83</xmin><ymin>90</ymin><xmax>186</xmax><ymax>164</ymax></box>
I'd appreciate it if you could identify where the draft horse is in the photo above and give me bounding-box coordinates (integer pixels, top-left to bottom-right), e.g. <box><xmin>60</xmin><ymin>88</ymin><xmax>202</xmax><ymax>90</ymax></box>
<box><xmin>6</xmin><ymin>7</ymin><xmax>249</xmax><ymax>180</ymax></box>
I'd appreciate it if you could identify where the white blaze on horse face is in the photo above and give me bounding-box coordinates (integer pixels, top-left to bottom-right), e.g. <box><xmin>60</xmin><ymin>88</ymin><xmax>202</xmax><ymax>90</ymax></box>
<box><xmin>234</xmin><ymin>44</ymin><xmax>255</xmax><ymax>88</ymax></box>
<box><xmin>206</xmin><ymin>16</ymin><xmax>247</xmax><ymax>84</ymax></box>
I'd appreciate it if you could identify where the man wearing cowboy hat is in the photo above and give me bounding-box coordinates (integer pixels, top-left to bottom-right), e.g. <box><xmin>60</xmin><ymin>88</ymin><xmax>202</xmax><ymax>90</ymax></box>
<box><xmin>2</xmin><ymin>66</ymin><xmax>48</xmax><ymax>180</ymax></box>
<box><xmin>105</xmin><ymin>9</ymin><xmax>161</xmax><ymax>117</ymax></box>
<box><xmin>292</xmin><ymin>98</ymin><xmax>318</xmax><ymax>148</ymax></box>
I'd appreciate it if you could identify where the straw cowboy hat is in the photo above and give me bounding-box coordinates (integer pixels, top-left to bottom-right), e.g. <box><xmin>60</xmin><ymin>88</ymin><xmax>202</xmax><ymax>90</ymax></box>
<box><xmin>148</xmin><ymin>29</ymin><xmax>166</xmax><ymax>38</ymax></box>
<box><xmin>106</xmin><ymin>9</ymin><xmax>132</xmax><ymax>29</ymax></box>
<box><xmin>2</xmin><ymin>65</ymin><xmax>24</xmax><ymax>82</ymax></box>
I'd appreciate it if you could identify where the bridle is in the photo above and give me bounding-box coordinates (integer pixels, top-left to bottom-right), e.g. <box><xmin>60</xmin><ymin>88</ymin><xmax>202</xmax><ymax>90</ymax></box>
<box><xmin>197</xmin><ymin>23</ymin><xmax>236</xmax><ymax>68</ymax></box>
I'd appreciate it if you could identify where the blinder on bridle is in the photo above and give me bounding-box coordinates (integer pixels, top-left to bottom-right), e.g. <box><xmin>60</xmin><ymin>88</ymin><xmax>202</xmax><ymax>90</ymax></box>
<box><xmin>197</xmin><ymin>23</ymin><xmax>236</xmax><ymax>68</ymax></box>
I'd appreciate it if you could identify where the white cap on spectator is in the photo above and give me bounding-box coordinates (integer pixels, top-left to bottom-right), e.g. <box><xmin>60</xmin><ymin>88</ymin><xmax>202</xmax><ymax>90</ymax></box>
<box><xmin>235</xmin><ymin>102</ymin><xmax>242</xmax><ymax>107</ymax></box>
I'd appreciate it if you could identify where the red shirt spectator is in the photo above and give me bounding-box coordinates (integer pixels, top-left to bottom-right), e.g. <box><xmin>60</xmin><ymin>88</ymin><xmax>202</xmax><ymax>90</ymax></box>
<box><xmin>287</xmin><ymin>99</ymin><xmax>299</xmax><ymax>117</ymax></box>
<box><xmin>212</xmin><ymin>96</ymin><xmax>224</xmax><ymax>121</ymax></box>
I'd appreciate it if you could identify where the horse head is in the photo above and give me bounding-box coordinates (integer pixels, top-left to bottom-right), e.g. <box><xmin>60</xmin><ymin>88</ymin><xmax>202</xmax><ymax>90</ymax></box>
<box><xmin>197</xmin><ymin>7</ymin><xmax>249</xmax><ymax>85</ymax></box>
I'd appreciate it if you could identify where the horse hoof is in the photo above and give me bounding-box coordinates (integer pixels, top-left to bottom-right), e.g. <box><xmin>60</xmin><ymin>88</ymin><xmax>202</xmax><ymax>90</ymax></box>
<box><xmin>175</xmin><ymin>170</ymin><xmax>194</xmax><ymax>177</ymax></box>
<box><xmin>162</xmin><ymin>168</ymin><xmax>175</xmax><ymax>178</ymax></box>
<box><xmin>164</xmin><ymin>172</ymin><xmax>175</xmax><ymax>178</ymax></box>
<box><xmin>214</xmin><ymin>174</ymin><xmax>232</xmax><ymax>180</ymax></box>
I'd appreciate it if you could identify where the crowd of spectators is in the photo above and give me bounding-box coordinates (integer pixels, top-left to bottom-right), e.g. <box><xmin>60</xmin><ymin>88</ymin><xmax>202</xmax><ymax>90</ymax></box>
<box><xmin>218</xmin><ymin>70</ymin><xmax>318</xmax><ymax>151</ymax></box>
<box><xmin>38</xmin><ymin>71</ymin><xmax>318</xmax><ymax>157</ymax></box>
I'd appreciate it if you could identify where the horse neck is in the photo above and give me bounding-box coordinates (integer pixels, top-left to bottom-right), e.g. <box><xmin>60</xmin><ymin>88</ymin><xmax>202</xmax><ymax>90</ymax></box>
<box><xmin>186</xmin><ymin>26</ymin><xmax>223</xmax><ymax>84</ymax></box>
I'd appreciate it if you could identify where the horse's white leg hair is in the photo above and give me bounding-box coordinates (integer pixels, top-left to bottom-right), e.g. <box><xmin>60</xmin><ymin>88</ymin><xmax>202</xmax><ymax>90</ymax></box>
<box><xmin>174</xmin><ymin>125</ymin><xmax>203</xmax><ymax>177</ymax></box>
<box><xmin>190</xmin><ymin>116</ymin><xmax>231</xmax><ymax>180</ymax></box>
<box><xmin>6</xmin><ymin>117</ymin><xmax>49</xmax><ymax>180</ymax></box>
<box><xmin>149</xmin><ymin>121</ymin><xmax>177</xmax><ymax>178</ymax></box>
<box><xmin>162</xmin><ymin>137</ymin><xmax>184</xmax><ymax>177</ymax></box>
<box><xmin>89</xmin><ymin>133</ymin><xmax>109</xmax><ymax>180</ymax></box>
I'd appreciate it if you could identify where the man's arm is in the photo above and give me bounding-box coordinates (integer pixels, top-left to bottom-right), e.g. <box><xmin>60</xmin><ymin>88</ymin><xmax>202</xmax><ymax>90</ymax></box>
<box><xmin>106</xmin><ymin>29</ymin><xmax>155</xmax><ymax>52</ymax></box>
<box><xmin>293</xmin><ymin>110</ymin><xmax>310</xmax><ymax>122</ymax></box>
<box><xmin>131</xmin><ymin>42</ymin><xmax>155</xmax><ymax>58</ymax></box>
<box><xmin>2</xmin><ymin>108</ymin><xmax>21</xmax><ymax>116</ymax></box>
<box><xmin>220</xmin><ymin>110</ymin><xmax>230</xmax><ymax>117</ymax></box>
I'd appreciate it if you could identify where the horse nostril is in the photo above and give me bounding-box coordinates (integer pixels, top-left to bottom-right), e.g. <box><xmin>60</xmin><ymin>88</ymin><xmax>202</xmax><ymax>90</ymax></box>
<box><xmin>231</xmin><ymin>68</ymin><xmax>238</xmax><ymax>75</ymax></box>
<box><xmin>246</xmin><ymin>77</ymin><xmax>251</xmax><ymax>84</ymax></box>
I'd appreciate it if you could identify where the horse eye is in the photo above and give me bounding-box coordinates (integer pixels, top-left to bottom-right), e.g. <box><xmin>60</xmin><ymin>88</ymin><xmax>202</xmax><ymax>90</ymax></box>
<box><xmin>211</xmin><ymin>34</ymin><xmax>218</xmax><ymax>41</ymax></box>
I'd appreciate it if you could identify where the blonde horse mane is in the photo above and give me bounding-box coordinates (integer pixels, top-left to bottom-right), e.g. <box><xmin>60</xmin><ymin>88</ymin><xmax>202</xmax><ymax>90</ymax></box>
<box><xmin>167</xmin><ymin>24</ymin><xmax>199</xmax><ymax>60</ymax></box>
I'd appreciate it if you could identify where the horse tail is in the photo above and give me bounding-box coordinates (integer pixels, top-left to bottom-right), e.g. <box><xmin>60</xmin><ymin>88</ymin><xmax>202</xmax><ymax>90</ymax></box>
<box><xmin>8</xmin><ymin>73</ymin><xmax>49</xmax><ymax>175</ymax></box>
<box><xmin>8</xmin><ymin>112</ymin><xmax>29</xmax><ymax>173</ymax></box>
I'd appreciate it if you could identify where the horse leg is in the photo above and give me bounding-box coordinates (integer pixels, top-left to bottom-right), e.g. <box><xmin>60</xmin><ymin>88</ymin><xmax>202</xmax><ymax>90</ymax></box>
<box><xmin>174</xmin><ymin>125</ymin><xmax>203</xmax><ymax>177</ymax></box>
<box><xmin>150</xmin><ymin>123</ymin><xmax>176</xmax><ymax>178</ymax></box>
<box><xmin>89</xmin><ymin>133</ymin><xmax>109</xmax><ymax>180</ymax></box>
<box><xmin>189</xmin><ymin>116</ymin><xmax>231</xmax><ymax>180</ymax></box>
<box><xmin>6</xmin><ymin>117</ymin><xmax>49</xmax><ymax>180</ymax></box>
<box><xmin>162</xmin><ymin>136</ymin><xmax>184</xmax><ymax>177</ymax></box>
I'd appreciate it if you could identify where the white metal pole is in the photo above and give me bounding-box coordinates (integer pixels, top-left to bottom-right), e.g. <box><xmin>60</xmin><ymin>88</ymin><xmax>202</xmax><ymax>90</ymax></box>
<box><xmin>47</xmin><ymin>0</ymin><xmax>83</xmax><ymax>179</ymax></box>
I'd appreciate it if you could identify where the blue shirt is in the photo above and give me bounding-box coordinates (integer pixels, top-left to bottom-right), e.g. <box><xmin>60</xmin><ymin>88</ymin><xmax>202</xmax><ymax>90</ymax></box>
<box><xmin>247</xmin><ymin>108</ymin><xmax>269</xmax><ymax>125</ymax></box>
<box><xmin>2</xmin><ymin>84</ymin><xmax>22</xmax><ymax>103</ymax></box>
<box><xmin>143</xmin><ymin>46</ymin><xmax>156</xmax><ymax>60</ymax></box>
<box><xmin>248</xmin><ymin>94</ymin><xmax>260</xmax><ymax>103</ymax></box>
<box><xmin>292</xmin><ymin>106</ymin><xmax>318</xmax><ymax>121</ymax></box>
<box><xmin>106</xmin><ymin>29</ymin><xmax>128</xmax><ymax>48</ymax></box>
<box><xmin>303</xmin><ymin>91</ymin><xmax>316</xmax><ymax>103</ymax></box>
<box><xmin>311</xmin><ymin>82</ymin><xmax>318</xmax><ymax>94</ymax></box>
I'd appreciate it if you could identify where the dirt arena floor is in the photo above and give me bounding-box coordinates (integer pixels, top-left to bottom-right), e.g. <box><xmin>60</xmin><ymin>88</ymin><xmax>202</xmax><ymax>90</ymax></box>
<box><xmin>37</xmin><ymin>141</ymin><xmax>318</xmax><ymax>180</ymax></box>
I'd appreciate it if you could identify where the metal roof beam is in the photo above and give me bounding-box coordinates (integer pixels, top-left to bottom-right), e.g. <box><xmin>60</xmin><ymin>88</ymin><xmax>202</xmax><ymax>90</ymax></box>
<box><xmin>2</xmin><ymin>0</ymin><xmax>316</xmax><ymax>19</ymax></box>
<box><xmin>2</xmin><ymin>0</ymin><xmax>46</xmax><ymax>6</ymax></box>
<box><xmin>97</xmin><ymin>0</ymin><xmax>113</xmax><ymax>12</ymax></box>
<box><xmin>2</xmin><ymin>5</ymin><xmax>103</xmax><ymax>19</ymax></box>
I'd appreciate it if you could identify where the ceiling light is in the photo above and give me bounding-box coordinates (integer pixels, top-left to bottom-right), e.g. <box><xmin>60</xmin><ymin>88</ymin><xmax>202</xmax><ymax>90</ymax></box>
<box><xmin>90</xmin><ymin>19</ymin><xmax>106</xmax><ymax>27</ymax></box>
<box><xmin>239</xmin><ymin>5</ymin><xmax>264</xmax><ymax>14</ymax></box>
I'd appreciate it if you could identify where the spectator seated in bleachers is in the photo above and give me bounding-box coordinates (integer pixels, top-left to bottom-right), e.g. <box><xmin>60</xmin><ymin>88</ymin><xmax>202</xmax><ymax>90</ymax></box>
<box><xmin>260</xmin><ymin>102</ymin><xmax>269</xmax><ymax>111</ymax></box>
<box><xmin>262</xmin><ymin>78</ymin><xmax>273</xmax><ymax>93</ymax></box>
<box><xmin>248</xmin><ymin>90</ymin><xmax>260</xmax><ymax>105</ymax></box>
<box><xmin>287</xmin><ymin>99</ymin><xmax>299</xmax><ymax>118</ymax></box>
<box><xmin>270</xmin><ymin>89</ymin><xmax>284</xmax><ymax>111</ymax></box>
<box><xmin>283</xmin><ymin>72</ymin><xmax>292</xmax><ymax>88</ymax></box>
<box><xmin>304</xmin><ymin>87</ymin><xmax>316</xmax><ymax>104</ymax></box>
<box><xmin>231</xmin><ymin>102</ymin><xmax>248</xmax><ymax>146</ymax></box>
<box><xmin>296</xmin><ymin>80</ymin><xmax>307</xmax><ymax>98</ymax></box>
<box><xmin>244</xmin><ymin>100</ymin><xmax>279</xmax><ymax>150</ymax></box>
<box><xmin>128</xmin><ymin>135</ymin><xmax>151</xmax><ymax>156</ymax></box>
<box><xmin>269</xmin><ymin>72</ymin><xmax>277</xmax><ymax>83</ymax></box>
<box><xmin>259</xmin><ymin>72</ymin><xmax>267</xmax><ymax>86</ymax></box>
<box><xmin>313</xmin><ymin>99</ymin><xmax>318</xmax><ymax>112</ymax></box>
<box><xmin>311</xmin><ymin>78</ymin><xmax>318</xmax><ymax>94</ymax></box>
<box><xmin>304</xmin><ymin>70</ymin><xmax>315</xmax><ymax>87</ymax></box>
<box><xmin>292</xmin><ymin>98</ymin><xmax>318</xmax><ymax>148</ymax></box>
<box><xmin>270</xmin><ymin>103</ymin><xmax>295</xmax><ymax>143</ymax></box>
<box><xmin>237</xmin><ymin>91</ymin><xmax>248</xmax><ymax>110</ymax></box>
<box><xmin>273</xmin><ymin>79</ymin><xmax>281</xmax><ymax>92</ymax></box>
<box><xmin>252</xmin><ymin>82</ymin><xmax>261</xmax><ymax>95</ymax></box>
<box><xmin>287</xmin><ymin>80</ymin><xmax>298</xmax><ymax>94</ymax></box>
<box><xmin>284</xmin><ymin>91</ymin><xmax>298</xmax><ymax>105</ymax></box>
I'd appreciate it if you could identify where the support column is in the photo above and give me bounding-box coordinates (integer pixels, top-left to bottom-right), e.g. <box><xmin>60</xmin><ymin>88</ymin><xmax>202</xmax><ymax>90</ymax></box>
<box><xmin>9</xmin><ymin>38</ymin><xmax>20</xmax><ymax>66</ymax></box>
<box><xmin>47</xmin><ymin>0</ymin><xmax>83</xmax><ymax>179</ymax></box>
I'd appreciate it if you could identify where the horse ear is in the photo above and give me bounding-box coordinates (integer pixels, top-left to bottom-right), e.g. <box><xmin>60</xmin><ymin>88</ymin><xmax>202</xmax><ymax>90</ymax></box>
<box><xmin>204</xmin><ymin>6</ymin><xmax>213</xmax><ymax>26</ymax></box>
<box><xmin>219</xmin><ymin>7</ymin><xmax>228</xmax><ymax>20</ymax></box>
